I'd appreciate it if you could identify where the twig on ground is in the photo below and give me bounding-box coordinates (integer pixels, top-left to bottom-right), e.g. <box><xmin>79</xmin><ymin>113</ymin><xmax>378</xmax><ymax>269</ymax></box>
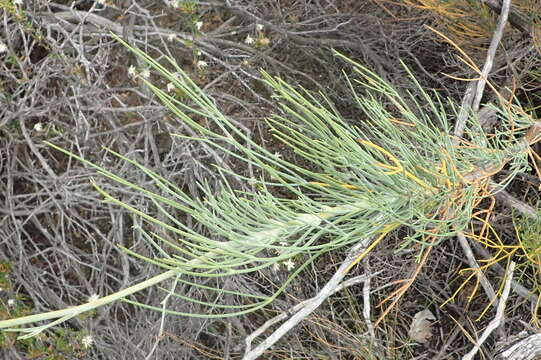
<box><xmin>495</xmin><ymin>189</ymin><xmax>540</xmax><ymax>220</ymax></box>
<box><xmin>453</xmin><ymin>0</ymin><xmax>511</xmax><ymax>141</ymax></box>
<box><xmin>496</xmin><ymin>333</ymin><xmax>541</xmax><ymax>360</ymax></box>
<box><xmin>363</xmin><ymin>261</ymin><xmax>375</xmax><ymax>340</ymax></box>
<box><xmin>461</xmin><ymin>261</ymin><xmax>515</xmax><ymax>360</ymax></box>
<box><xmin>456</xmin><ymin>233</ymin><xmax>497</xmax><ymax>303</ymax></box>
<box><xmin>243</xmin><ymin>234</ymin><xmax>378</xmax><ymax>360</ymax></box>
<box><xmin>472</xmin><ymin>0</ymin><xmax>510</xmax><ymax>111</ymax></box>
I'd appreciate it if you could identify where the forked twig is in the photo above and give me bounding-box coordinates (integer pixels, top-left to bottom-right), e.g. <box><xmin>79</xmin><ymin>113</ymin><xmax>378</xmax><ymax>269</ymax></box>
<box><xmin>243</xmin><ymin>234</ymin><xmax>377</xmax><ymax>360</ymax></box>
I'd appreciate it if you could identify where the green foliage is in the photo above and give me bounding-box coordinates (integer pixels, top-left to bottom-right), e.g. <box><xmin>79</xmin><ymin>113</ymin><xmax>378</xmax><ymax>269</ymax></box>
<box><xmin>512</xmin><ymin>207</ymin><xmax>541</xmax><ymax>324</ymax></box>
<box><xmin>0</xmin><ymin>263</ymin><xmax>90</xmax><ymax>358</ymax></box>
<box><xmin>0</xmin><ymin>32</ymin><xmax>537</xmax><ymax>337</ymax></box>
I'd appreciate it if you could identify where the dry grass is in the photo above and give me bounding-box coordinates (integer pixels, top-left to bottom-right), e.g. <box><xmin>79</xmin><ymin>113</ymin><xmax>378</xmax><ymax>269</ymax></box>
<box><xmin>1</xmin><ymin>0</ymin><xmax>540</xmax><ymax>359</ymax></box>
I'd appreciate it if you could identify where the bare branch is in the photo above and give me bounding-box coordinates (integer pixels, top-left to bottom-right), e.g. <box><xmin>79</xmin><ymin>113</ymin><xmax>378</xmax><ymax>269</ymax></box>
<box><xmin>243</xmin><ymin>233</ymin><xmax>378</xmax><ymax>360</ymax></box>
<box><xmin>462</xmin><ymin>262</ymin><xmax>515</xmax><ymax>360</ymax></box>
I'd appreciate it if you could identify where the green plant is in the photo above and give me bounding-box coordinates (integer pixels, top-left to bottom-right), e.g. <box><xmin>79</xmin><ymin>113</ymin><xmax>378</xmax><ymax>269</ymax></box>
<box><xmin>513</xmin><ymin>208</ymin><xmax>541</xmax><ymax>324</ymax></box>
<box><xmin>1</xmin><ymin>33</ymin><xmax>539</xmax><ymax>339</ymax></box>
<box><xmin>0</xmin><ymin>263</ymin><xmax>91</xmax><ymax>358</ymax></box>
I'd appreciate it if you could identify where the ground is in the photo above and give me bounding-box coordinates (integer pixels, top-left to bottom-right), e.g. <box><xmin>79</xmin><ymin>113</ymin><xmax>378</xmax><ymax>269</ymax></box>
<box><xmin>1</xmin><ymin>1</ymin><xmax>541</xmax><ymax>359</ymax></box>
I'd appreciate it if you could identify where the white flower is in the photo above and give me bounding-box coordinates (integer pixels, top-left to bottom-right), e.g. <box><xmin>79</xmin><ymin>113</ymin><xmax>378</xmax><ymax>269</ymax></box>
<box><xmin>195</xmin><ymin>21</ymin><xmax>203</xmax><ymax>31</ymax></box>
<box><xmin>272</xmin><ymin>263</ymin><xmax>280</xmax><ymax>272</ymax></box>
<box><xmin>0</xmin><ymin>42</ymin><xmax>7</xmax><ymax>53</ymax></box>
<box><xmin>195</xmin><ymin>50</ymin><xmax>202</xmax><ymax>56</ymax></box>
<box><xmin>196</xmin><ymin>60</ymin><xmax>208</xmax><ymax>69</ymax></box>
<box><xmin>166</xmin><ymin>82</ymin><xmax>175</xmax><ymax>92</ymax></box>
<box><xmin>81</xmin><ymin>335</ymin><xmax>94</xmax><ymax>349</ymax></box>
<box><xmin>95</xmin><ymin>0</ymin><xmax>106</xmax><ymax>5</ymax></box>
<box><xmin>274</xmin><ymin>152</ymin><xmax>282</xmax><ymax>158</ymax></box>
<box><xmin>171</xmin><ymin>0</ymin><xmax>179</xmax><ymax>8</ymax></box>
<box><xmin>256</xmin><ymin>23</ymin><xmax>264</xmax><ymax>31</ymax></box>
<box><xmin>14</xmin><ymin>0</ymin><xmax>23</xmax><ymax>5</ymax></box>
<box><xmin>167</xmin><ymin>33</ymin><xmax>176</xmax><ymax>42</ymax></box>
<box><xmin>283</xmin><ymin>259</ymin><xmax>296</xmax><ymax>271</ymax></box>
<box><xmin>33</xmin><ymin>122</ymin><xmax>44</xmax><ymax>132</ymax></box>
<box><xmin>244</xmin><ymin>35</ymin><xmax>254</xmax><ymax>45</ymax></box>
<box><xmin>87</xmin><ymin>294</ymin><xmax>100</xmax><ymax>303</ymax></box>
<box><xmin>127</xmin><ymin>65</ymin><xmax>136</xmax><ymax>78</ymax></box>
<box><xmin>140</xmin><ymin>68</ymin><xmax>150</xmax><ymax>79</ymax></box>
<box><xmin>7</xmin><ymin>299</ymin><xmax>15</xmax><ymax>307</ymax></box>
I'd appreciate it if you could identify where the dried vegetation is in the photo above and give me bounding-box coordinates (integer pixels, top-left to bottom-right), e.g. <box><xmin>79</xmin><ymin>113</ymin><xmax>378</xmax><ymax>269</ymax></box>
<box><xmin>1</xmin><ymin>0</ymin><xmax>541</xmax><ymax>359</ymax></box>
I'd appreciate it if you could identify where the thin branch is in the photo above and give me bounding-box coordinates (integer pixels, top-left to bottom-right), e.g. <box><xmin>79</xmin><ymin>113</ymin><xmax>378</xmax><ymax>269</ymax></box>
<box><xmin>363</xmin><ymin>262</ymin><xmax>376</xmax><ymax>340</ymax></box>
<box><xmin>495</xmin><ymin>189</ymin><xmax>540</xmax><ymax>220</ymax></box>
<box><xmin>457</xmin><ymin>232</ymin><xmax>497</xmax><ymax>304</ymax></box>
<box><xmin>453</xmin><ymin>0</ymin><xmax>511</xmax><ymax>140</ymax></box>
<box><xmin>480</xmin><ymin>0</ymin><xmax>532</xmax><ymax>34</ymax></box>
<box><xmin>472</xmin><ymin>0</ymin><xmax>511</xmax><ymax>111</ymax></box>
<box><xmin>243</xmin><ymin>234</ymin><xmax>377</xmax><ymax>360</ymax></box>
<box><xmin>462</xmin><ymin>261</ymin><xmax>515</xmax><ymax>360</ymax></box>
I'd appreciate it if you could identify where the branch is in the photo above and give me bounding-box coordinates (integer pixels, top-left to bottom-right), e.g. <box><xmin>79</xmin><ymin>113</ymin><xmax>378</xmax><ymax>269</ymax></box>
<box><xmin>472</xmin><ymin>0</ymin><xmax>510</xmax><ymax>112</ymax></box>
<box><xmin>462</xmin><ymin>261</ymin><xmax>515</xmax><ymax>360</ymax></box>
<box><xmin>496</xmin><ymin>333</ymin><xmax>541</xmax><ymax>360</ymax></box>
<box><xmin>453</xmin><ymin>0</ymin><xmax>511</xmax><ymax>140</ymax></box>
<box><xmin>457</xmin><ymin>232</ymin><xmax>497</xmax><ymax>303</ymax></box>
<box><xmin>495</xmin><ymin>189</ymin><xmax>540</xmax><ymax>220</ymax></box>
<box><xmin>243</xmin><ymin>234</ymin><xmax>378</xmax><ymax>360</ymax></box>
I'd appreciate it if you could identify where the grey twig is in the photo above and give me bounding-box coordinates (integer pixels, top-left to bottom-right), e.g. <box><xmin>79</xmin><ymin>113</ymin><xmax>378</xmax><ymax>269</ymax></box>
<box><xmin>243</xmin><ymin>234</ymin><xmax>379</xmax><ymax>360</ymax></box>
<box><xmin>457</xmin><ymin>232</ymin><xmax>497</xmax><ymax>304</ymax></box>
<box><xmin>462</xmin><ymin>262</ymin><xmax>515</xmax><ymax>360</ymax></box>
<box><xmin>453</xmin><ymin>0</ymin><xmax>511</xmax><ymax>140</ymax></box>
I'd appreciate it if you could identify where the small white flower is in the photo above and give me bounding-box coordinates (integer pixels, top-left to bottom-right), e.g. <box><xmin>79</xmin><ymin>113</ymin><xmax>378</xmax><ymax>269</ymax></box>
<box><xmin>166</xmin><ymin>82</ymin><xmax>175</xmax><ymax>92</ymax></box>
<box><xmin>0</xmin><ymin>42</ymin><xmax>7</xmax><ymax>53</ymax></box>
<box><xmin>272</xmin><ymin>263</ymin><xmax>280</xmax><ymax>272</ymax></box>
<box><xmin>256</xmin><ymin>23</ymin><xmax>264</xmax><ymax>31</ymax></box>
<box><xmin>167</xmin><ymin>33</ymin><xmax>176</xmax><ymax>42</ymax></box>
<box><xmin>33</xmin><ymin>122</ymin><xmax>44</xmax><ymax>132</ymax></box>
<box><xmin>196</xmin><ymin>60</ymin><xmax>208</xmax><ymax>69</ymax></box>
<box><xmin>283</xmin><ymin>259</ymin><xmax>295</xmax><ymax>271</ymax></box>
<box><xmin>95</xmin><ymin>0</ymin><xmax>106</xmax><ymax>5</ymax></box>
<box><xmin>81</xmin><ymin>335</ymin><xmax>94</xmax><ymax>349</ymax></box>
<box><xmin>195</xmin><ymin>50</ymin><xmax>202</xmax><ymax>57</ymax></box>
<box><xmin>7</xmin><ymin>299</ymin><xmax>15</xmax><ymax>307</ymax></box>
<box><xmin>140</xmin><ymin>68</ymin><xmax>150</xmax><ymax>79</ymax></box>
<box><xmin>87</xmin><ymin>294</ymin><xmax>100</xmax><ymax>303</ymax></box>
<box><xmin>244</xmin><ymin>35</ymin><xmax>254</xmax><ymax>45</ymax></box>
<box><xmin>195</xmin><ymin>21</ymin><xmax>203</xmax><ymax>31</ymax></box>
<box><xmin>14</xmin><ymin>0</ymin><xmax>23</xmax><ymax>5</ymax></box>
<box><xmin>279</xmin><ymin>241</ymin><xmax>288</xmax><ymax>246</ymax></box>
<box><xmin>274</xmin><ymin>152</ymin><xmax>282</xmax><ymax>159</ymax></box>
<box><xmin>171</xmin><ymin>0</ymin><xmax>179</xmax><ymax>8</ymax></box>
<box><xmin>127</xmin><ymin>65</ymin><xmax>136</xmax><ymax>78</ymax></box>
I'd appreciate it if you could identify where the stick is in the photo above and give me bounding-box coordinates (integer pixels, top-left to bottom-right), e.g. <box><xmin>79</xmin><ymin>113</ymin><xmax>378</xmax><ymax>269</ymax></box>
<box><xmin>462</xmin><ymin>262</ymin><xmax>515</xmax><ymax>360</ymax></box>
<box><xmin>243</xmin><ymin>235</ymin><xmax>376</xmax><ymax>360</ymax></box>
<box><xmin>453</xmin><ymin>0</ymin><xmax>511</xmax><ymax>140</ymax></box>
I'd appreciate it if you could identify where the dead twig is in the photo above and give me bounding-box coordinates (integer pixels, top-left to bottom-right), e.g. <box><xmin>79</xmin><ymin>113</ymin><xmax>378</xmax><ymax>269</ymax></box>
<box><xmin>243</xmin><ymin>233</ymin><xmax>378</xmax><ymax>360</ymax></box>
<box><xmin>456</xmin><ymin>232</ymin><xmax>497</xmax><ymax>304</ymax></box>
<box><xmin>461</xmin><ymin>261</ymin><xmax>515</xmax><ymax>360</ymax></box>
<box><xmin>453</xmin><ymin>0</ymin><xmax>511</xmax><ymax>141</ymax></box>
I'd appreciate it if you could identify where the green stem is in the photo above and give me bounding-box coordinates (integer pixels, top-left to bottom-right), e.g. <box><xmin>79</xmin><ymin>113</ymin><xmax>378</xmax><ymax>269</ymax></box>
<box><xmin>0</xmin><ymin>269</ymin><xmax>177</xmax><ymax>330</ymax></box>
